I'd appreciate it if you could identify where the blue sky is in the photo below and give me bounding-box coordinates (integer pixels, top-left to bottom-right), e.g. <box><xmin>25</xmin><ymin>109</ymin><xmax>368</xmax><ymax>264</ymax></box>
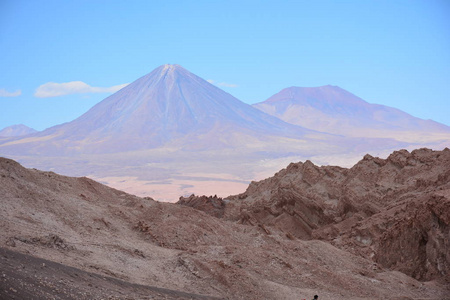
<box><xmin>1</xmin><ymin>0</ymin><xmax>449</xmax><ymax>131</ymax></box>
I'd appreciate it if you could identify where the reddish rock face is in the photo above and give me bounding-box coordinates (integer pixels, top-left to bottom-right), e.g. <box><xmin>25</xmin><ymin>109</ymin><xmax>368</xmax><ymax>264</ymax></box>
<box><xmin>373</xmin><ymin>194</ymin><xmax>449</xmax><ymax>281</ymax></box>
<box><xmin>209</xmin><ymin>148</ymin><xmax>449</xmax><ymax>282</ymax></box>
<box><xmin>177</xmin><ymin>194</ymin><xmax>226</xmax><ymax>218</ymax></box>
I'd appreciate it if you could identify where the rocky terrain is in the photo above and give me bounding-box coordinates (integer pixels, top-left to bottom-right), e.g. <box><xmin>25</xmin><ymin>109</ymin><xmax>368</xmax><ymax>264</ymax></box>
<box><xmin>3</xmin><ymin>65</ymin><xmax>446</xmax><ymax>202</ymax></box>
<box><xmin>183</xmin><ymin>148</ymin><xmax>450</xmax><ymax>282</ymax></box>
<box><xmin>216</xmin><ymin>148</ymin><xmax>450</xmax><ymax>282</ymax></box>
<box><xmin>1</xmin><ymin>149</ymin><xmax>450</xmax><ymax>299</ymax></box>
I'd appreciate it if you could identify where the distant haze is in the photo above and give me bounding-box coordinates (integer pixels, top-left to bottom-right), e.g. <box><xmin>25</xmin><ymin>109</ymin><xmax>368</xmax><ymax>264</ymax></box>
<box><xmin>254</xmin><ymin>86</ymin><xmax>450</xmax><ymax>142</ymax></box>
<box><xmin>0</xmin><ymin>124</ymin><xmax>37</xmax><ymax>137</ymax></box>
<box><xmin>0</xmin><ymin>65</ymin><xmax>449</xmax><ymax>201</ymax></box>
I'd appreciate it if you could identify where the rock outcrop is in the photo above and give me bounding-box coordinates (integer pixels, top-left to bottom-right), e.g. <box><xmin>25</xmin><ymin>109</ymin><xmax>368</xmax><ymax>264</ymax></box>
<box><xmin>1</xmin><ymin>151</ymin><xmax>450</xmax><ymax>299</ymax></box>
<box><xmin>177</xmin><ymin>194</ymin><xmax>226</xmax><ymax>218</ymax></box>
<box><xmin>220</xmin><ymin>148</ymin><xmax>450</xmax><ymax>282</ymax></box>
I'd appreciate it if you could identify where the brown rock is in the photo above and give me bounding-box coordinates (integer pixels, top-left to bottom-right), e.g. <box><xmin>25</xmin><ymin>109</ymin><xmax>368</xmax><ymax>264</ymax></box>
<box><xmin>224</xmin><ymin>148</ymin><xmax>450</xmax><ymax>282</ymax></box>
<box><xmin>1</xmin><ymin>151</ymin><xmax>450</xmax><ymax>299</ymax></box>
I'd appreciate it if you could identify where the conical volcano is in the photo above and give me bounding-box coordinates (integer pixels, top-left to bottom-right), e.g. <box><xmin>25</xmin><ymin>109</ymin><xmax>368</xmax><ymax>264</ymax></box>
<box><xmin>1</xmin><ymin>64</ymin><xmax>313</xmax><ymax>155</ymax></box>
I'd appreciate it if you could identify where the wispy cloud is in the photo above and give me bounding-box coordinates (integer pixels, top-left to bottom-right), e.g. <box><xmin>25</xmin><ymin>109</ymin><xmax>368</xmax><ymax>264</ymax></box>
<box><xmin>0</xmin><ymin>88</ymin><xmax>22</xmax><ymax>97</ymax></box>
<box><xmin>207</xmin><ymin>79</ymin><xmax>238</xmax><ymax>88</ymax></box>
<box><xmin>34</xmin><ymin>81</ymin><xmax>129</xmax><ymax>98</ymax></box>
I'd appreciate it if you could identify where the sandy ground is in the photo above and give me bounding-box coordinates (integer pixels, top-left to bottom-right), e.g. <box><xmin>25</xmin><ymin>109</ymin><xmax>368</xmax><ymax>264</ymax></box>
<box><xmin>0</xmin><ymin>247</ymin><xmax>222</xmax><ymax>300</ymax></box>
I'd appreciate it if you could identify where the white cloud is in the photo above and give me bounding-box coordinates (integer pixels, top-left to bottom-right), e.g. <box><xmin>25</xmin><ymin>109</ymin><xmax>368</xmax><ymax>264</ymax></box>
<box><xmin>0</xmin><ymin>89</ymin><xmax>22</xmax><ymax>97</ymax></box>
<box><xmin>34</xmin><ymin>81</ymin><xmax>129</xmax><ymax>98</ymax></box>
<box><xmin>206</xmin><ymin>79</ymin><xmax>238</xmax><ymax>88</ymax></box>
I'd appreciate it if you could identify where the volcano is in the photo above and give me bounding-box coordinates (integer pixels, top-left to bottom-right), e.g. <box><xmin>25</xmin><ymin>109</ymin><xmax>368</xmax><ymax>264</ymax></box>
<box><xmin>253</xmin><ymin>85</ymin><xmax>450</xmax><ymax>142</ymax></box>
<box><xmin>0</xmin><ymin>65</ymin><xmax>316</xmax><ymax>156</ymax></box>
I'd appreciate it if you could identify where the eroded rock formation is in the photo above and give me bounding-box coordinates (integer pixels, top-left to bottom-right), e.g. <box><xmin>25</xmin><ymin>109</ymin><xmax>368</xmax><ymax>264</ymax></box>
<box><xmin>188</xmin><ymin>148</ymin><xmax>450</xmax><ymax>282</ymax></box>
<box><xmin>1</xmin><ymin>150</ymin><xmax>449</xmax><ymax>299</ymax></box>
<box><xmin>237</xmin><ymin>148</ymin><xmax>449</xmax><ymax>281</ymax></box>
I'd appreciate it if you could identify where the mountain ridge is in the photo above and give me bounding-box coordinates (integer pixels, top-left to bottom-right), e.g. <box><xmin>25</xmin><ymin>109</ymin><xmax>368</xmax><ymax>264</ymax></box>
<box><xmin>253</xmin><ymin>85</ymin><xmax>450</xmax><ymax>139</ymax></box>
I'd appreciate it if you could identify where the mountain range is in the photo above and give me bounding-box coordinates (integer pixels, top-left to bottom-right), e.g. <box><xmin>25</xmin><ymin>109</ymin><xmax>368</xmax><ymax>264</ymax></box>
<box><xmin>0</xmin><ymin>64</ymin><xmax>449</xmax><ymax>200</ymax></box>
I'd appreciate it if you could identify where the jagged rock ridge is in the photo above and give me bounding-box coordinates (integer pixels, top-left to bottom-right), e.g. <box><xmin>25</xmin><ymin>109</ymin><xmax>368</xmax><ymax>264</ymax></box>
<box><xmin>2</xmin><ymin>153</ymin><xmax>449</xmax><ymax>299</ymax></box>
<box><xmin>185</xmin><ymin>148</ymin><xmax>450</xmax><ymax>282</ymax></box>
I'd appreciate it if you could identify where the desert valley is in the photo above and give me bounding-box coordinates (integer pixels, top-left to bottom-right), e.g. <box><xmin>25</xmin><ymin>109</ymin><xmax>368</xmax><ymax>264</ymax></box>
<box><xmin>1</xmin><ymin>65</ymin><xmax>449</xmax><ymax>299</ymax></box>
<box><xmin>0</xmin><ymin>148</ymin><xmax>449</xmax><ymax>299</ymax></box>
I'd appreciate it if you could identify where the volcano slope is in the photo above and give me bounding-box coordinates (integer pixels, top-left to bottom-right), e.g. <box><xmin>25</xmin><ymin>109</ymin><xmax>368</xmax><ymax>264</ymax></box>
<box><xmin>1</xmin><ymin>151</ymin><xmax>449</xmax><ymax>300</ymax></box>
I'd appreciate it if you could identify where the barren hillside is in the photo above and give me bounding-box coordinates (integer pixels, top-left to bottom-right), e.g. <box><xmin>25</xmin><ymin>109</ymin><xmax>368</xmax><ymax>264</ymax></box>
<box><xmin>1</xmin><ymin>151</ymin><xmax>450</xmax><ymax>299</ymax></box>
